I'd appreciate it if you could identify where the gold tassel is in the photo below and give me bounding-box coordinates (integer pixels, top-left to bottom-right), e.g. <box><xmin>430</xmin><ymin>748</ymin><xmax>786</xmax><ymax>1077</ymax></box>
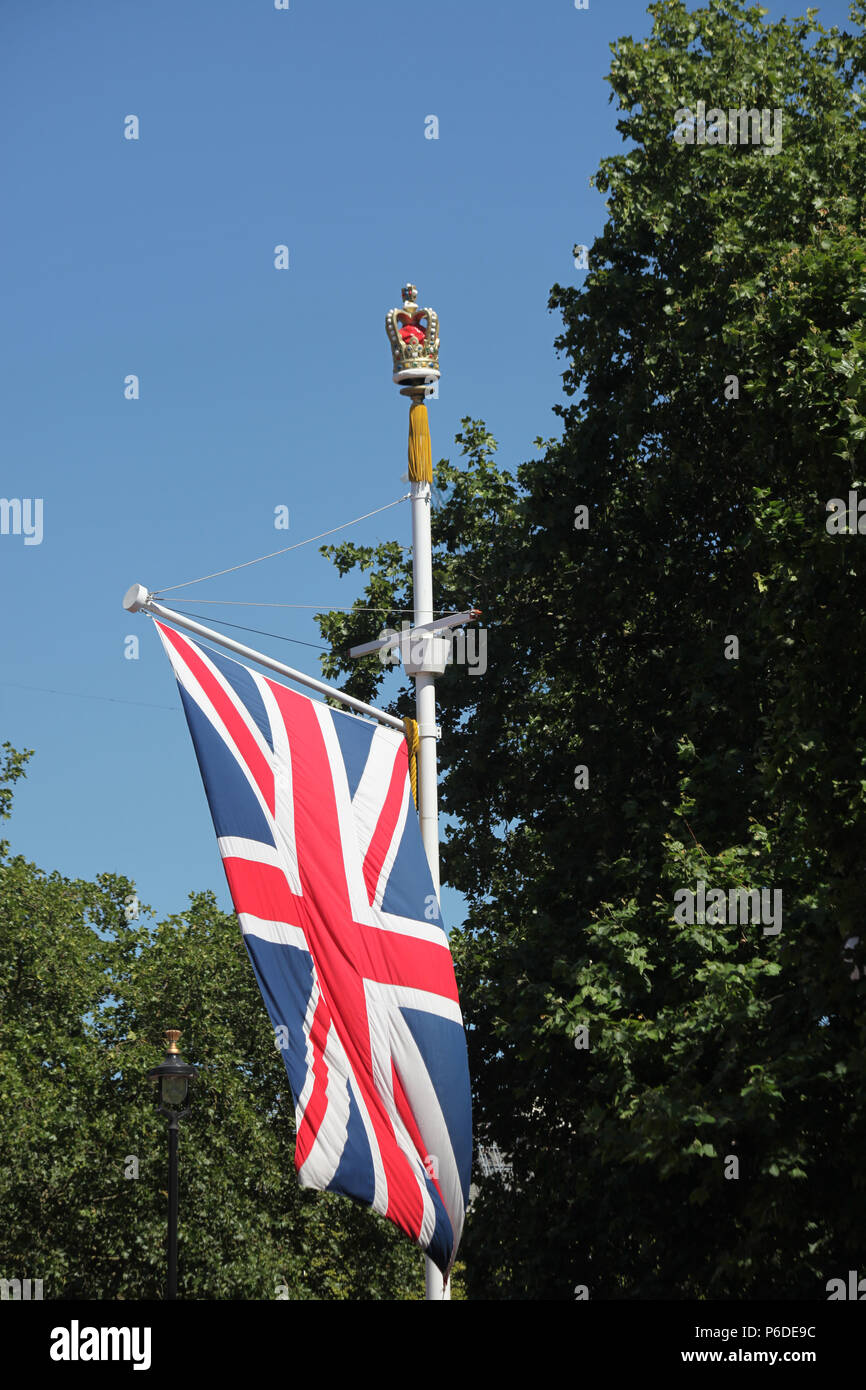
<box><xmin>403</xmin><ymin>715</ymin><xmax>420</xmax><ymax>806</ymax></box>
<box><xmin>408</xmin><ymin>402</ymin><xmax>433</xmax><ymax>483</ymax></box>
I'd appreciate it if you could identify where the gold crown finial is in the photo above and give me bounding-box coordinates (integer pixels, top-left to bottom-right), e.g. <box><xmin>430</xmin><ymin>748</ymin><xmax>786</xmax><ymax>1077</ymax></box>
<box><xmin>165</xmin><ymin>1029</ymin><xmax>181</xmax><ymax>1054</ymax></box>
<box><xmin>386</xmin><ymin>284</ymin><xmax>440</xmax><ymax>397</ymax></box>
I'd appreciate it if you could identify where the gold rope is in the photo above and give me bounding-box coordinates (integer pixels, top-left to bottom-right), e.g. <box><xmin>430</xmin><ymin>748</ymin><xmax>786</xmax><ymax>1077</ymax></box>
<box><xmin>403</xmin><ymin>715</ymin><xmax>420</xmax><ymax>806</ymax></box>
<box><xmin>408</xmin><ymin>402</ymin><xmax>433</xmax><ymax>483</ymax></box>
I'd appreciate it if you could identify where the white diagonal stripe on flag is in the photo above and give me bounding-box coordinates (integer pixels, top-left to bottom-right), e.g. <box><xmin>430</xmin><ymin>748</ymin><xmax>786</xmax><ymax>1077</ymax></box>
<box><xmin>254</xmin><ymin>673</ymin><xmax>302</xmax><ymax>896</ymax></box>
<box><xmin>218</xmin><ymin>836</ymin><xmax>281</xmax><ymax>868</ymax></box>
<box><xmin>312</xmin><ymin>702</ymin><xmax>376</xmax><ymax>927</ymax></box>
<box><xmin>364</xmin><ymin>980</ymin><xmax>438</xmax><ymax>1248</ymax></box>
<box><xmin>389</xmin><ymin>1004</ymin><xmax>466</xmax><ymax>1243</ymax></box>
<box><xmin>157</xmin><ymin>626</ymin><xmax>277</xmax><ymax>843</ymax></box>
<box><xmin>238</xmin><ymin>914</ymin><xmax>308</xmax><ymax>952</ymax></box>
<box><xmin>371</xmin><ymin>775</ymin><xmax>412</xmax><ymax>911</ymax></box>
<box><xmin>296</xmin><ymin>1021</ymin><xmax>351</xmax><ymax>1191</ymax></box>
<box><xmin>352</xmin><ymin>723</ymin><xmax>406</xmax><ymax>862</ymax></box>
<box><xmin>376</xmin><ymin>908</ymin><xmax>448</xmax><ymax>945</ymax></box>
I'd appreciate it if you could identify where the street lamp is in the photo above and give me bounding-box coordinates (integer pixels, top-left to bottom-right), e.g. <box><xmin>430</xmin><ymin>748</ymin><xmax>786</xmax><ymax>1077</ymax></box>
<box><xmin>147</xmin><ymin>1029</ymin><xmax>197</xmax><ymax>1301</ymax></box>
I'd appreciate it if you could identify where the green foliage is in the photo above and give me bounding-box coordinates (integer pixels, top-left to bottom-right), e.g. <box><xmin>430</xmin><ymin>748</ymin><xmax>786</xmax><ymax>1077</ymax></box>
<box><xmin>0</xmin><ymin>741</ymin><xmax>32</xmax><ymax>832</ymax></box>
<box><xmin>0</xmin><ymin>752</ymin><xmax>425</xmax><ymax>1300</ymax></box>
<box><xmin>316</xmin><ymin>1</ymin><xmax>866</xmax><ymax>1298</ymax></box>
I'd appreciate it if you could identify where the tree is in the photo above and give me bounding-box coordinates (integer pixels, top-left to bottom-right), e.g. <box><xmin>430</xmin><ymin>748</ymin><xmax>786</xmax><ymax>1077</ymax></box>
<box><xmin>316</xmin><ymin>0</ymin><xmax>866</xmax><ymax>1297</ymax></box>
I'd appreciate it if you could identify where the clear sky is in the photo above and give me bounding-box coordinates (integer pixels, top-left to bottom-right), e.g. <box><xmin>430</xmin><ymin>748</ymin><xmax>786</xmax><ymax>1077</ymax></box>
<box><xmin>1</xmin><ymin>0</ymin><xmax>854</xmax><ymax>933</ymax></box>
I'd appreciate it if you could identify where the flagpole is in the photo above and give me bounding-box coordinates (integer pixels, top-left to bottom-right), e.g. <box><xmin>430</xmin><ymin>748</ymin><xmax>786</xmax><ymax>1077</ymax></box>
<box><xmin>385</xmin><ymin>285</ymin><xmax>452</xmax><ymax>1302</ymax></box>
<box><xmin>411</xmin><ymin>471</ymin><xmax>450</xmax><ymax>1305</ymax></box>
<box><xmin>121</xmin><ymin>585</ymin><xmax>406</xmax><ymax>732</ymax></box>
<box><xmin>410</xmin><ymin>483</ymin><xmax>440</xmax><ymax>898</ymax></box>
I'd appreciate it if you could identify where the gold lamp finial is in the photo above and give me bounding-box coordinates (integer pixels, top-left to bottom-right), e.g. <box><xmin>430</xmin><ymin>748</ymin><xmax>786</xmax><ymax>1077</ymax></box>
<box><xmin>165</xmin><ymin>1029</ymin><xmax>181</xmax><ymax>1055</ymax></box>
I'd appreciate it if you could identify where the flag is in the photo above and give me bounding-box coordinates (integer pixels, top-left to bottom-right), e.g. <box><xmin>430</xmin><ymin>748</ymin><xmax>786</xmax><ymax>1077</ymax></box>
<box><xmin>155</xmin><ymin>621</ymin><xmax>472</xmax><ymax>1277</ymax></box>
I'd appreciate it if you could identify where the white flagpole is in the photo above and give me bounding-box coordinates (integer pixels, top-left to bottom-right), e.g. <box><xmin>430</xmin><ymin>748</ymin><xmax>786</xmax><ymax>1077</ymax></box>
<box><xmin>385</xmin><ymin>285</ymin><xmax>452</xmax><ymax>1302</ymax></box>
<box><xmin>410</xmin><ymin>479</ymin><xmax>440</xmax><ymax>895</ymax></box>
<box><xmin>409</xmin><ymin>473</ymin><xmax>451</xmax><ymax>1304</ymax></box>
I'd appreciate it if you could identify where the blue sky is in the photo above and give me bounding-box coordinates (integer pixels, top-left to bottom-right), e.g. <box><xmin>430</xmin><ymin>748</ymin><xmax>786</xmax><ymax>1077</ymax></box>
<box><xmin>1</xmin><ymin>0</ymin><xmax>855</xmax><ymax>933</ymax></box>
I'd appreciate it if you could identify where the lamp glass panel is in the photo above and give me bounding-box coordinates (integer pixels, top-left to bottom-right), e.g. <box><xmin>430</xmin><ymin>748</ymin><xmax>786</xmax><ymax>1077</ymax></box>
<box><xmin>162</xmin><ymin>1074</ymin><xmax>188</xmax><ymax>1106</ymax></box>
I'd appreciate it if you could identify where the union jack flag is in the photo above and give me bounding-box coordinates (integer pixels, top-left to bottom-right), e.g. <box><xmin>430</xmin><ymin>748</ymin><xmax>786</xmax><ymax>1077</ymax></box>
<box><xmin>155</xmin><ymin>621</ymin><xmax>472</xmax><ymax>1278</ymax></box>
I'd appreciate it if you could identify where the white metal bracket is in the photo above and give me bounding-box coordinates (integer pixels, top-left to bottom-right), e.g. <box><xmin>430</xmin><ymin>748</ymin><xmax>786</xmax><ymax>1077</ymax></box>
<box><xmin>348</xmin><ymin>609</ymin><xmax>481</xmax><ymax>664</ymax></box>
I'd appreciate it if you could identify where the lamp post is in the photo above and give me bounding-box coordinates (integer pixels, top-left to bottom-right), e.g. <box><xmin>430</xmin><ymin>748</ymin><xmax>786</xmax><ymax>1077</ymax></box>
<box><xmin>147</xmin><ymin>1029</ymin><xmax>197</xmax><ymax>1301</ymax></box>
